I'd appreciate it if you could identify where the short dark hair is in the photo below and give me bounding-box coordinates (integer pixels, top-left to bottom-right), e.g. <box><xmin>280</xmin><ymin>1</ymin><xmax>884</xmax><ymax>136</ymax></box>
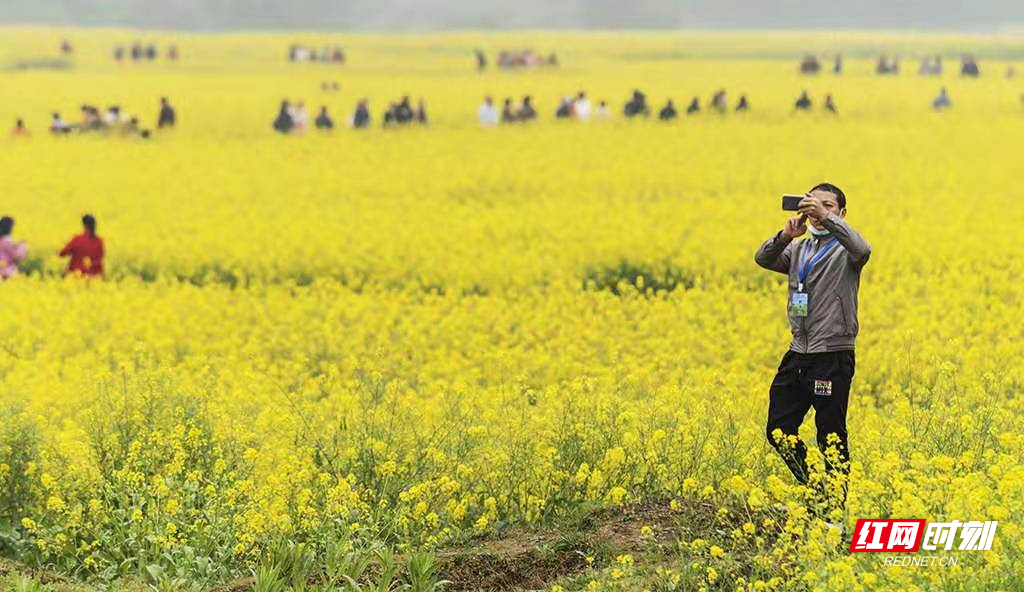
<box><xmin>82</xmin><ymin>214</ymin><xmax>96</xmax><ymax>235</ymax></box>
<box><xmin>0</xmin><ymin>216</ymin><xmax>12</xmax><ymax>237</ymax></box>
<box><xmin>810</xmin><ymin>182</ymin><xmax>846</xmax><ymax>209</ymax></box>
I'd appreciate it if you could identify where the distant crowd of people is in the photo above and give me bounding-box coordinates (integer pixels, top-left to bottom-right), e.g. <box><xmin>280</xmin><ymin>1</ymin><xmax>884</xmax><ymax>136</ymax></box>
<box><xmin>11</xmin><ymin>97</ymin><xmax>175</xmax><ymax>139</ymax></box>
<box><xmin>800</xmin><ymin>53</ymin><xmax>1007</xmax><ymax>78</ymax></box>
<box><xmin>0</xmin><ymin>214</ymin><xmax>104</xmax><ymax>280</ymax></box>
<box><xmin>478</xmin><ymin>94</ymin><xmax>538</xmax><ymax>124</ymax></box>
<box><xmin>623</xmin><ymin>89</ymin><xmax>752</xmax><ymax>120</ymax></box>
<box><xmin>113</xmin><ymin>42</ymin><xmax>179</xmax><ymax>62</ymax></box>
<box><xmin>474</xmin><ymin>49</ymin><xmax>559</xmax><ymax>71</ymax></box>
<box><xmin>474</xmin><ymin>88</ymin><xmax>754</xmax><ymax>125</ymax></box>
<box><xmin>794</xmin><ymin>90</ymin><xmax>838</xmax><ymax>114</ymax></box>
<box><xmin>383</xmin><ymin>96</ymin><xmax>428</xmax><ymax>126</ymax></box>
<box><xmin>289</xmin><ymin>44</ymin><xmax>346</xmax><ymax>64</ymax></box>
<box><xmin>271</xmin><ymin>96</ymin><xmax>427</xmax><ymax>133</ymax></box>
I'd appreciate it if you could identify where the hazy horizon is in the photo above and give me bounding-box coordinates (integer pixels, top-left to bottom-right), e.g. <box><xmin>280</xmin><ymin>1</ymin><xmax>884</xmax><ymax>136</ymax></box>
<box><xmin>2</xmin><ymin>0</ymin><xmax>1024</xmax><ymax>32</ymax></box>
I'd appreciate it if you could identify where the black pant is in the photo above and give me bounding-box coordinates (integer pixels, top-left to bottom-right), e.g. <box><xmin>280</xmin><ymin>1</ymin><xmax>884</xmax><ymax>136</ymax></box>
<box><xmin>766</xmin><ymin>349</ymin><xmax>855</xmax><ymax>508</ymax></box>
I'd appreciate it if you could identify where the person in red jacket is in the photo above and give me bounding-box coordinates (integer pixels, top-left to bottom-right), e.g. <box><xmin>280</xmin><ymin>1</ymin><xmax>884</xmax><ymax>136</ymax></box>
<box><xmin>59</xmin><ymin>214</ymin><xmax>104</xmax><ymax>277</ymax></box>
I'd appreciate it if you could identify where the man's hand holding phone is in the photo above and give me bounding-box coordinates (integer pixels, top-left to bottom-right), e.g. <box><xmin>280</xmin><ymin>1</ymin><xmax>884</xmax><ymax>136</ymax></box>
<box><xmin>798</xmin><ymin>193</ymin><xmax>829</xmax><ymax>223</ymax></box>
<box><xmin>782</xmin><ymin>214</ymin><xmax>808</xmax><ymax>240</ymax></box>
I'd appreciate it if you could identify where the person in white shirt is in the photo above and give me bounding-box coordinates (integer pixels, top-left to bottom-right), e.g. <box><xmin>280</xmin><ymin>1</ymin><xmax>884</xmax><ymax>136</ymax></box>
<box><xmin>594</xmin><ymin>100</ymin><xmax>610</xmax><ymax>119</ymax></box>
<box><xmin>574</xmin><ymin>91</ymin><xmax>592</xmax><ymax>121</ymax></box>
<box><xmin>50</xmin><ymin>112</ymin><xmax>69</xmax><ymax>134</ymax></box>
<box><xmin>290</xmin><ymin>101</ymin><xmax>309</xmax><ymax>133</ymax></box>
<box><xmin>478</xmin><ymin>95</ymin><xmax>499</xmax><ymax>126</ymax></box>
<box><xmin>103</xmin><ymin>106</ymin><xmax>121</xmax><ymax>126</ymax></box>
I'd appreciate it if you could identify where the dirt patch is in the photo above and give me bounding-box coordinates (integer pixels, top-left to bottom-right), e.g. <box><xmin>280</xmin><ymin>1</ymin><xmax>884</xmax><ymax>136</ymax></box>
<box><xmin>437</xmin><ymin>526</ymin><xmax>591</xmax><ymax>592</ymax></box>
<box><xmin>437</xmin><ymin>498</ymin><xmax>706</xmax><ymax>591</ymax></box>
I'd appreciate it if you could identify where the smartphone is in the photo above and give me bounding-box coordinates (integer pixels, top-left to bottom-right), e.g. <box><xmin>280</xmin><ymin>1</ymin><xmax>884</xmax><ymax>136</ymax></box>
<box><xmin>782</xmin><ymin>194</ymin><xmax>804</xmax><ymax>211</ymax></box>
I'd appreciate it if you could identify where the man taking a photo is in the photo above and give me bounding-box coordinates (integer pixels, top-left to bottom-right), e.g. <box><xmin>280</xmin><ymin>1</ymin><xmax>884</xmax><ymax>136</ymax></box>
<box><xmin>755</xmin><ymin>182</ymin><xmax>871</xmax><ymax>517</ymax></box>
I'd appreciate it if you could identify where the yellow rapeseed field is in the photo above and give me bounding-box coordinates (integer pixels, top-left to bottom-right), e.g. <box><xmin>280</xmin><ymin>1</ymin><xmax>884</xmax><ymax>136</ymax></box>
<box><xmin>1</xmin><ymin>26</ymin><xmax>1024</xmax><ymax>591</ymax></box>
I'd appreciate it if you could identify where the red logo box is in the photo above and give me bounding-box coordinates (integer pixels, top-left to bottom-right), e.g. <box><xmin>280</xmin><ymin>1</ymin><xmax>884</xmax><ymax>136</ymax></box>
<box><xmin>850</xmin><ymin>519</ymin><xmax>927</xmax><ymax>552</ymax></box>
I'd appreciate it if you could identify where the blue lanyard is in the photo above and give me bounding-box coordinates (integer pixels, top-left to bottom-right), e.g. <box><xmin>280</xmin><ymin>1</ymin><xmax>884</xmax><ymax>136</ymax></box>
<box><xmin>797</xmin><ymin>238</ymin><xmax>837</xmax><ymax>291</ymax></box>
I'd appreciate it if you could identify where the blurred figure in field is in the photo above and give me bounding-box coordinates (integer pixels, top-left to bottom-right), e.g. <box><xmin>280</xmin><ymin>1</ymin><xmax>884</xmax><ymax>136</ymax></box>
<box><xmin>876</xmin><ymin>55</ymin><xmax>898</xmax><ymax>75</ymax></box>
<box><xmin>11</xmin><ymin>118</ymin><xmax>29</xmax><ymax>137</ymax></box>
<box><xmin>1007</xmin><ymin>66</ymin><xmax>1016</xmax><ymax>79</ymax></box>
<box><xmin>919</xmin><ymin>55</ymin><xmax>942</xmax><ymax>76</ymax></box>
<box><xmin>824</xmin><ymin>94</ymin><xmax>838</xmax><ymax>115</ymax></box>
<box><xmin>123</xmin><ymin>117</ymin><xmax>152</xmax><ymax>140</ymax></box>
<box><xmin>273</xmin><ymin>100</ymin><xmax>294</xmax><ymax>134</ymax></box>
<box><xmin>290</xmin><ymin>101</ymin><xmax>309</xmax><ymax>133</ymax></box>
<box><xmin>158</xmin><ymin>97</ymin><xmax>176</xmax><ymax>129</ymax></box>
<box><xmin>82</xmin><ymin>105</ymin><xmax>102</xmax><ymax>130</ymax></box>
<box><xmin>478</xmin><ymin>96</ymin><xmax>499</xmax><ymax>126</ymax></box>
<box><xmin>799</xmin><ymin>55</ymin><xmax>821</xmax><ymax>75</ymax></box>
<box><xmin>501</xmin><ymin>98</ymin><xmax>518</xmax><ymax>123</ymax></box>
<box><xmin>61</xmin><ymin>38</ymin><xmax>74</xmax><ymax>55</ymax></box>
<box><xmin>315</xmin><ymin>106</ymin><xmax>334</xmax><ymax>130</ymax></box>
<box><xmin>518</xmin><ymin>96</ymin><xmax>537</xmax><ymax>121</ymax></box>
<box><xmin>130</xmin><ymin>42</ymin><xmax>143</xmax><ymax>61</ymax></box>
<box><xmin>574</xmin><ymin>91</ymin><xmax>592</xmax><ymax>120</ymax></box>
<box><xmin>103</xmin><ymin>106</ymin><xmax>121</xmax><ymax>127</ymax></box>
<box><xmin>332</xmin><ymin>47</ymin><xmax>346</xmax><ymax>64</ymax></box>
<box><xmin>594</xmin><ymin>100</ymin><xmax>610</xmax><ymax>119</ymax></box>
<box><xmin>415</xmin><ymin>99</ymin><xmax>428</xmax><ymax>125</ymax></box>
<box><xmin>711</xmin><ymin>89</ymin><xmax>727</xmax><ymax>114</ymax></box>
<box><xmin>686</xmin><ymin>97</ymin><xmax>700</xmax><ymax>115</ymax></box>
<box><xmin>624</xmin><ymin>89</ymin><xmax>649</xmax><ymax>118</ymax></box>
<box><xmin>145</xmin><ymin>44</ymin><xmax>157</xmax><ymax>60</ymax></box>
<box><xmin>124</xmin><ymin>117</ymin><xmax>141</xmax><ymax>137</ymax></box>
<box><xmin>50</xmin><ymin>112</ymin><xmax>69</xmax><ymax>134</ymax></box>
<box><xmin>794</xmin><ymin>90</ymin><xmax>812</xmax><ymax>111</ymax></box>
<box><xmin>960</xmin><ymin>55</ymin><xmax>980</xmax><ymax>77</ymax></box>
<box><xmin>167</xmin><ymin>45</ymin><xmax>179</xmax><ymax>61</ymax></box>
<box><xmin>475</xmin><ymin>48</ymin><xmax>487</xmax><ymax>72</ymax></box>
<box><xmin>736</xmin><ymin>94</ymin><xmax>750</xmax><ymax>112</ymax></box>
<box><xmin>833</xmin><ymin>54</ymin><xmax>842</xmax><ymax>75</ymax></box>
<box><xmin>658</xmin><ymin>99</ymin><xmax>677</xmax><ymax>121</ymax></box>
<box><xmin>59</xmin><ymin>214</ymin><xmax>104</xmax><ymax>278</ymax></box>
<box><xmin>555</xmin><ymin>97</ymin><xmax>573</xmax><ymax>119</ymax></box>
<box><xmin>382</xmin><ymin>102</ymin><xmax>398</xmax><ymax>127</ymax></box>
<box><xmin>113</xmin><ymin>46</ymin><xmax>125</xmax><ymax>61</ymax></box>
<box><xmin>391</xmin><ymin>96</ymin><xmax>414</xmax><ymax>125</ymax></box>
<box><xmin>351</xmin><ymin>99</ymin><xmax>371</xmax><ymax>129</ymax></box>
<box><xmin>0</xmin><ymin>216</ymin><xmax>28</xmax><ymax>280</ymax></box>
<box><xmin>932</xmin><ymin>87</ymin><xmax>952</xmax><ymax>111</ymax></box>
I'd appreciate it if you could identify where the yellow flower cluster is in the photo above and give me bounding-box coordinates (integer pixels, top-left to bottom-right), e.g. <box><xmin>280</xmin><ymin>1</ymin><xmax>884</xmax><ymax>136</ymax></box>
<box><xmin>1</xmin><ymin>26</ymin><xmax>1024</xmax><ymax>590</ymax></box>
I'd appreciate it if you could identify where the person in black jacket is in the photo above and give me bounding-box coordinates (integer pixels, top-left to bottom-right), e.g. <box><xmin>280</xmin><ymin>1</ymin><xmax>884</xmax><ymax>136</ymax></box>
<box><xmin>518</xmin><ymin>96</ymin><xmax>537</xmax><ymax>121</ymax></box>
<box><xmin>351</xmin><ymin>99</ymin><xmax>370</xmax><ymax>129</ymax></box>
<box><xmin>157</xmin><ymin>97</ymin><xmax>176</xmax><ymax>129</ymax></box>
<box><xmin>394</xmin><ymin>96</ymin><xmax>414</xmax><ymax>124</ymax></box>
<box><xmin>273</xmin><ymin>100</ymin><xmax>294</xmax><ymax>134</ymax></box>
<box><xmin>658</xmin><ymin>99</ymin><xmax>677</xmax><ymax>121</ymax></box>
<box><xmin>624</xmin><ymin>89</ymin><xmax>650</xmax><ymax>118</ymax></box>
<box><xmin>315</xmin><ymin>106</ymin><xmax>334</xmax><ymax>130</ymax></box>
<box><xmin>795</xmin><ymin>90</ymin><xmax>812</xmax><ymax>111</ymax></box>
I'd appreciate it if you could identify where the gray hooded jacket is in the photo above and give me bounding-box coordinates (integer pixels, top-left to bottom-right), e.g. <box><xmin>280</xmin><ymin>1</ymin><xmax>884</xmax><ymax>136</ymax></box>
<box><xmin>755</xmin><ymin>213</ymin><xmax>871</xmax><ymax>353</ymax></box>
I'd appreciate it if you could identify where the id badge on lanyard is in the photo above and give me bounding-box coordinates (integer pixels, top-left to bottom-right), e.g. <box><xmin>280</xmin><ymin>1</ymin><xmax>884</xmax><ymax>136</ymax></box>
<box><xmin>790</xmin><ymin>238</ymin><xmax>837</xmax><ymax>318</ymax></box>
